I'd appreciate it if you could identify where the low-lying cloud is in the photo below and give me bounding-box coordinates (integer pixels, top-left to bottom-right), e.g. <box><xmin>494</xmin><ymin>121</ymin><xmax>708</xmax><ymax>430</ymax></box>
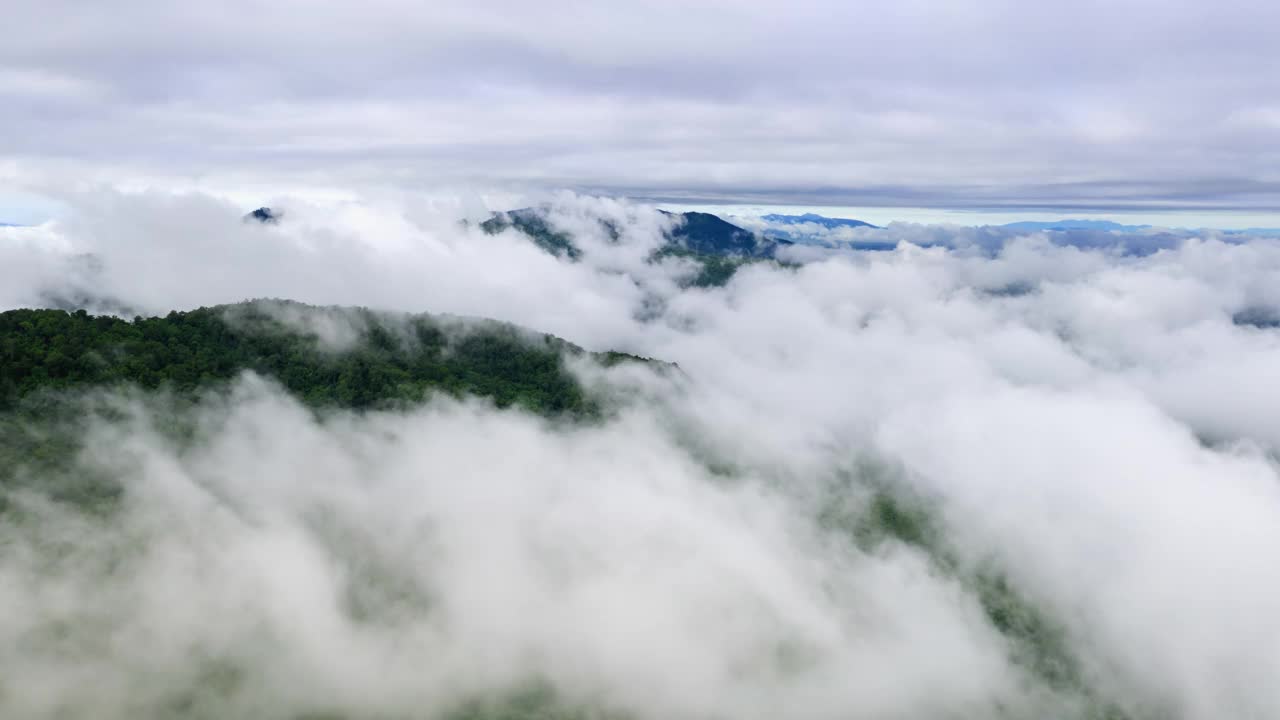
<box><xmin>4</xmin><ymin>190</ymin><xmax>1280</xmax><ymax>718</ymax></box>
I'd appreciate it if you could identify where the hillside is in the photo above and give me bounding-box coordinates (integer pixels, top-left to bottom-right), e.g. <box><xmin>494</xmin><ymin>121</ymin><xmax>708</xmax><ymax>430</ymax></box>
<box><xmin>659</xmin><ymin>210</ymin><xmax>789</xmax><ymax>257</ymax></box>
<box><xmin>0</xmin><ymin>301</ymin><xmax>1134</xmax><ymax>720</ymax></box>
<box><xmin>0</xmin><ymin>300</ymin><xmax>658</xmax><ymax>416</ymax></box>
<box><xmin>479</xmin><ymin>207</ymin><xmax>790</xmax><ymax>287</ymax></box>
<box><xmin>478</xmin><ymin>208</ymin><xmax>583</xmax><ymax>260</ymax></box>
<box><xmin>0</xmin><ymin>300</ymin><xmax>665</xmax><ymax>513</ymax></box>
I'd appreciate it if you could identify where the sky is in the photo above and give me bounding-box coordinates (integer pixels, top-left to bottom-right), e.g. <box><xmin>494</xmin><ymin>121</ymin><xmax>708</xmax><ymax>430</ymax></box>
<box><xmin>3</xmin><ymin>0</ymin><xmax>1280</xmax><ymax>224</ymax></box>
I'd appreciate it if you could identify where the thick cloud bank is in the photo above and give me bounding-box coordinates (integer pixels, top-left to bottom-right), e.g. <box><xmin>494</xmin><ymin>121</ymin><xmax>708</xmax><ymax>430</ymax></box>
<box><xmin>4</xmin><ymin>191</ymin><xmax>1280</xmax><ymax>718</ymax></box>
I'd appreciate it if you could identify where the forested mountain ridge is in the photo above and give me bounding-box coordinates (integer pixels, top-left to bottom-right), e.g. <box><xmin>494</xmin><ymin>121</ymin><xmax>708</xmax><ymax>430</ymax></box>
<box><xmin>479</xmin><ymin>207</ymin><xmax>787</xmax><ymax>258</ymax></box>
<box><xmin>478</xmin><ymin>207</ymin><xmax>792</xmax><ymax>287</ymax></box>
<box><xmin>0</xmin><ymin>305</ymin><xmax>1137</xmax><ymax>719</ymax></box>
<box><xmin>0</xmin><ymin>300</ymin><xmax>657</xmax><ymax>415</ymax></box>
<box><xmin>0</xmin><ymin>300</ymin><xmax>663</xmax><ymax>510</ymax></box>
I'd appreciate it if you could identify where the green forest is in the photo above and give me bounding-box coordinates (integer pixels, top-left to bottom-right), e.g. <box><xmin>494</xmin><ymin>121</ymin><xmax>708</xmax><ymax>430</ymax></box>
<box><xmin>0</xmin><ymin>300</ymin><xmax>650</xmax><ymax>415</ymax></box>
<box><xmin>0</xmin><ymin>300</ymin><xmax>658</xmax><ymax>510</ymax></box>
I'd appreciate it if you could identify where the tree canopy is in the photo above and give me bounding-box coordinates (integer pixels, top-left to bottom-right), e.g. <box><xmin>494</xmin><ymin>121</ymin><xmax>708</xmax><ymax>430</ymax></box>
<box><xmin>0</xmin><ymin>300</ymin><xmax>656</xmax><ymax>415</ymax></box>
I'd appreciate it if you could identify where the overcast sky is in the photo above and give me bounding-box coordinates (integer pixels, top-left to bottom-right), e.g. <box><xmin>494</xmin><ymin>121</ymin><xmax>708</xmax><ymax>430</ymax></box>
<box><xmin>3</xmin><ymin>0</ymin><xmax>1279</xmax><ymax>222</ymax></box>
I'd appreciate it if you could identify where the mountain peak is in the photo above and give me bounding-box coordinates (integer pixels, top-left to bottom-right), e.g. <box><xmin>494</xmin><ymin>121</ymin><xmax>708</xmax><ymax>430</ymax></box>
<box><xmin>245</xmin><ymin>207</ymin><xmax>281</xmax><ymax>224</ymax></box>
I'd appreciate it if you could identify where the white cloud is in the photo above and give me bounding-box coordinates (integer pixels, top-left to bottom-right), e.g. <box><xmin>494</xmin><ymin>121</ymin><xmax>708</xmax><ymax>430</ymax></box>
<box><xmin>5</xmin><ymin>189</ymin><xmax>1280</xmax><ymax>716</ymax></box>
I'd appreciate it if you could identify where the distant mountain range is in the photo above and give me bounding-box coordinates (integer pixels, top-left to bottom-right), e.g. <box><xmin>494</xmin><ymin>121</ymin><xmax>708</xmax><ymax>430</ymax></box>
<box><xmin>758</xmin><ymin>214</ymin><xmax>1280</xmax><ymax>237</ymax></box>
<box><xmin>760</xmin><ymin>213</ymin><xmax>878</xmax><ymax>230</ymax></box>
<box><xmin>1002</xmin><ymin>220</ymin><xmax>1153</xmax><ymax>232</ymax></box>
<box><xmin>10</xmin><ymin>207</ymin><xmax>1280</xmax><ymax>238</ymax></box>
<box><xmin>1225</xmin><ymin>228</ymin><xmax>1280</xmax><ymax>237</ymax></box>
<box><xmin>1000</xmin><ymin>219</ymin><xmax>1280</xmax><ymax>236</ymax></box>
<box><xmin>469</xmin><ymin>208</ymin><xmax>1280</xmax><ymax>271</ymax></box>
<box><xmin>235</xmin><ymin>205</ymin><xmax>1280</xmax><ymax>270</ymax></box>
<box><xmin>748</xmin><ymin>213</ymin><xmax>880</xmax><ymax>245</ymax></box>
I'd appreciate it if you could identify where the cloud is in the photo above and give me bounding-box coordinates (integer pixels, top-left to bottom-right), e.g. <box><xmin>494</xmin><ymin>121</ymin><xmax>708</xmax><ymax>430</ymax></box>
<box><xmin>1</xmin><ymin>377</ymin><xmax>1031</xmax><ymax>719</ymax></box>
<box><xmin>3</xmin><ymin>0</ymin><xmax>1280</xmax><ymax>210</ymax></box>
<box><xmin>5</xmin><ymin>189</ymin><xmax>1280</xmax><ymax>716</ymax></box>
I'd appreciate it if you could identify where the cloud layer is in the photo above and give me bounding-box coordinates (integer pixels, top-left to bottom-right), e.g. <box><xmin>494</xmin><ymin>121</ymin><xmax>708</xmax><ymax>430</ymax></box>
<box><xmin>4</xmin><ymin>191</ymin><xmax>1280</xmax><ymax>717</ymax></box>
<box><xmin>3</xmin><ymin>0</ymin><xmax>1280</xmax><ymax>210</ymax></box>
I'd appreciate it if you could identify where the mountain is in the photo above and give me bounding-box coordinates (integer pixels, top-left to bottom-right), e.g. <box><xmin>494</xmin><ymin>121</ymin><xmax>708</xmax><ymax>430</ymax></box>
<box><xmin>1003</xmin><ymin>219</ymin><xmax>1152</xmax><ymax>232</ymax></box>
<box><xmin>659</xmin><ymin>210</ymin><xmax>789</xmax><ymax>256</ymax></box>
<box><xmin>748</xmin><ymin>213</ymin><xmax>880</xmax><ymax>245</ymax></box>
<box><xmin>1226</xmin><ymin>228</ymin><xmax>1280</xmax><ymax>238</ymax></box>
<box><xmin>482</xmin><ymin>207</ymin><xmax>786</xmax><ymax>259</ymax></box>
<box><xmin>479</xmin><ymin>207</ymin><xmax>791</xmax><ymax>287</ymax></box>
<box><xmin>0</xmin><ymin>300</ymin><xmax>668</xmax><ymax>512</ymax></box>
<box><xmin>479</xmin><ymin>208</ymin><xmax>582</xmax><ymax>260</ymax></box>
<box><xmin>244</xmin><ymin>206</ymin><xmax>281</xmax><ymax>224</ymax></box>
<box><xmin>760</xmin><ymin>212</ymin><xmax>878</xmax><ymax>230</ymax></box>
<box><xmin>0</xmin><ymin>300</ymin><xmax>658</xmax><ymax>418</ymax></box>
<box><xmin>1233</xmin><ymin>307</ymin><xmax>1280</xmax><ymax>329</ymax></box>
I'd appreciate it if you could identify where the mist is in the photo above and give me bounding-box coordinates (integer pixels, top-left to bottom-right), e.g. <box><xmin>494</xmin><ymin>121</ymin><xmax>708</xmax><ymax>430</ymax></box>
<box><xmin>4</xmin><ymin>190</ymin><xmax>1280</xmax><ymax>718</ymax></box>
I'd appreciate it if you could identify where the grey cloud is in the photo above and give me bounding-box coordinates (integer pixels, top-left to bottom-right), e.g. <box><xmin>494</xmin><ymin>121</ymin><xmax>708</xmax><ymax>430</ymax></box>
<box><xmin>3</xmin><ymin>0</ymin><xmax>1280</xmax><ymax>210</ymax></box>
